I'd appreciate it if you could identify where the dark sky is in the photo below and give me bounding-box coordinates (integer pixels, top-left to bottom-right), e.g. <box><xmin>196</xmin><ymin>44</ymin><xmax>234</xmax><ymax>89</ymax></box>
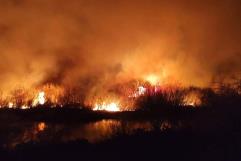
<box><xmin>0</xmin><ymin>0</ymin><xmax>240</xmax><ymax>94</ymax></box>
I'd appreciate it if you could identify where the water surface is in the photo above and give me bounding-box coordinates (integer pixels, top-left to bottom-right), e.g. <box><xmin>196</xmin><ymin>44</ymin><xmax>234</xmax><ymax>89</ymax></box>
<box><xmin>0</xmin><ymin>119</ymin><xmax>182</xmax><ymax>148</ymax></box>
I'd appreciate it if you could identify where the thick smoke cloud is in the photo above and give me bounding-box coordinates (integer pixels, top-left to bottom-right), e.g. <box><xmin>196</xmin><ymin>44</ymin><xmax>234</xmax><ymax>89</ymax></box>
<box><xmin>0</xmin><ymin>0</ymin><xmax>240</xmax><ymax>96</ymax></box>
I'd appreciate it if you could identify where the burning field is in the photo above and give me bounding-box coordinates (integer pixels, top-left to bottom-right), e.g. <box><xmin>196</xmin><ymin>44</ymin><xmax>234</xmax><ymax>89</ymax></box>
<box><xmin>0</xmin><ymin>0</ymin><xmax>241</xmax><ymax>161</ymax></box>
<box><xmin>0</xmin><ymin>79</ymin><xmax>220</xmax><ymax>111</ymax></box>
<box><xmin>0</xmin><ymin>0</ymin><xmax>240</xmax><ymax>113</ymax></box>
<box><xmin>0</xmin><ymin>76</ymin><xmax>239</xmax><ymax>112</ymax></box>
<box><xmin>0</xmin><ymin>0</ymin><xmax>240</xmax><ymax>111</ymax></box>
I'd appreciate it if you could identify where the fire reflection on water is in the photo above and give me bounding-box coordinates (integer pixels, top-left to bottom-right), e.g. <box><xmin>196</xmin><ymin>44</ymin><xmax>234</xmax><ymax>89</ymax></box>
<box><xmin>2</xmin><ymin>120</ymin><xmax>181</xmax><ymax>148</ymax></box>
<box><xmin>5</xmin><ymin>122</ymin><xmax>47</xmax><ymax>148</ymax></box>
<box><xmin>37</xmin><ymin>122</ymin><xmax>47</xmax><ymax>131</ymax></box>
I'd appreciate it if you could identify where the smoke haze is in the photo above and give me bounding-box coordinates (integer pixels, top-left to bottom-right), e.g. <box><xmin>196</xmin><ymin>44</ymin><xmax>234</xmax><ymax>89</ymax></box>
<box><xmin>0</xmin><ymin>0</ymin><xmax>240</xmax><ymax>96</ymax></box>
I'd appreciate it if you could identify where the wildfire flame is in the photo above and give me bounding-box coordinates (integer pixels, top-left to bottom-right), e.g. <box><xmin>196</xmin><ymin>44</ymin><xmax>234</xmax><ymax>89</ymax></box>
<box><xmin>183</xmin><ymin>92</ymin><xmax>202</xmax><ymax>107</ymax></box>
<box><xmin>8</xmin><ymin>102</ymin><xmax>14</xmax><ymax>108</ymax></box>
<box><xmin>93</xmin><ymin>102</ymin><xmax>120</xmax><ymax>112</ymax></box>
<box><xmin>21</xmin><ymin>105</ymin><xmax>30</xmax><ymax>110</ymax></box>
<box><xmin>145</xmin><ymin>74</ymin><xmax>159</xmax><ymax>85</ymax></box>
<box><xmin>0</xmin><ymin>76</ymin><xmax>207</xmax><ymax>111</ymax></box>
<box><xmin>32</xmin><ymin>91</ymin><xmax>46</xmax><ymax>107</ymax></box>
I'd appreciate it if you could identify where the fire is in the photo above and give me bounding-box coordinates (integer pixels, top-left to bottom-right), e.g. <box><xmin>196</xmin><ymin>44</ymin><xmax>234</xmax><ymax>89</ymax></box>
<box><xmin>0</xmin><ymin>84</ymin><xmax>65</xmax><ymax>109</ymax></box>
<box><xmin>137</xmin><ymin>86</ymin><xmax>146</xmax><ymax>96</ymax></box>
<box><xmin>183</xmin><ymin>92</ymin><xmax>202</xmax><ymax>107</ymax></box>
<box><xmin>38</xmin><ymin>92</ymin><xmax>46</xmax><ymax>105</ymax></box>
<box><xmin>37</xmin><ymin>122</ymin><xmax>46</xmax><ymax>131</ymax></box>
<box><xmin>32</xmin><ymin>91</ymin><xmax>46</xmax><ymax>107</ymax></box>
<box><xmin>21</xmin><ymin>105</ymin><xmax>30</xmax><ymax>110</ymax></box>
<box><xmin>93</xmin><ymin>102</ymin><xmax>120</xmax><ymax>112</ymax></box>
<box><xmin>129</xmin><ymin>86</ymin><xmax>147</xmax><ymax>98</ymax></box>
<box><xmin>145</xmin><ymin>74</ymin><xmax>159</xmax><ymax>85</ymax></box>
<box><xmin>41</xmin><ymin>84</ymin><xmax>65</xmax><ymax>105</ymax></box>
<box><xmin>0</xmin><ymin>79</ymin><xmax>221</xmax><ymax>111</ymax></box>
<box><xmin>8</xmin><ymin>102</ymin><xmax>14</xmax><ymax>108</ymax></box>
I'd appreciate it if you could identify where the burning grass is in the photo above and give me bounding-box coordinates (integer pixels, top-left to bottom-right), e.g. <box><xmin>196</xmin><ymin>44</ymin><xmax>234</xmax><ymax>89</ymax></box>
<box><xmin>0</xmin><ymin>78</ymin><xmax>240</xmax><ymax>112</ymax></box>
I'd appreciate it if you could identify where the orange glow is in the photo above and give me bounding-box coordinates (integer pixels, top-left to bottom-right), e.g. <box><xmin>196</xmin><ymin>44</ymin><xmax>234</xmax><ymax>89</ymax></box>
<box><xmin>129</xmin><ymin>86</ymin><xmax>147</xmax><ymax>98</ymax></box>
<box><xmin>0</xmin><ymin>0</ymin><xmax>239</xmax><ymax>114</ymax></box>
<box><xmin>32</xmin><ymin>91</ymin><xmax>46</xmax><ymax>107</ymax></box>
<box><xmin>21</xmin><ymin>105</ymin><xmax>30</xmax><ymax>110</ymax></box>
<box><xmin>37</xmin><ymin>122</ymin><xmax>46</xmax><ymax>131</ymax></box>
<box><xmin>8</xmin><ymin>102</ymin><xmax>14</xmax><ymax>108</ymax></box>
<box><xmin>41</xmin><ymin>84</ymin><xmax>65</xmax><ymax>105</ymax></box>
<box><xmin>93</xmin><ymin>102</ymin><xmax>120</xmax><ymax>112</ymax></box>
<box><xmin>0</xmin><ymin>84</ymin><xmax>65</xmax><ymax>109</ymax></box>
<box><xmin>183</xmin><ymin>92</ymin><xmax>202</xmax><ymax>107</ymax></box>
<box><xmin>145</xmin><ymin>74</ymin><xmax>159</xmax><ymax>85</ymax></box>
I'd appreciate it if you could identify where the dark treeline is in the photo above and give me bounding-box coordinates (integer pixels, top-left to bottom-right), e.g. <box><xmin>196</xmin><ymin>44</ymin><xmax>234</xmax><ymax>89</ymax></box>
<box><xmin>135</xmin><ymin>81</ymin><xmax>241</xmax><ymax>110</ymax></box>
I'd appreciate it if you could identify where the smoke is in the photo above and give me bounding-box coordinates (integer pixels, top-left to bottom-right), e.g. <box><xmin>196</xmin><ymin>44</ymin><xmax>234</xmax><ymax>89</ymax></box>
<box><xmin>0</xmin><ymin>0</ymin><xmax>240</xmax><ymax>97</ymax></box>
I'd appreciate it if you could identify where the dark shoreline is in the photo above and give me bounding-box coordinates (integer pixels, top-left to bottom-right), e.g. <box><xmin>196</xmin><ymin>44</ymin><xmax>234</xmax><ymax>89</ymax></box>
<box><xmin>0</xmin><ymin>105</ymin><xmax>241</xmax><ymax>161</ymax></box>
<box><xmin>0</xmin><ymin>106</ymin><xmax>196</xmax><ymax>123</ymax></box>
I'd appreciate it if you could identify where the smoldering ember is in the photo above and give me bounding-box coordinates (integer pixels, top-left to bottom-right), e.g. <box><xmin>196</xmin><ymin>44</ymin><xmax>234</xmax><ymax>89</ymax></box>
<box><xmin>0</xmin><ymin>0</ymin><xmax>240</xmax><ymax>161</ymax></box>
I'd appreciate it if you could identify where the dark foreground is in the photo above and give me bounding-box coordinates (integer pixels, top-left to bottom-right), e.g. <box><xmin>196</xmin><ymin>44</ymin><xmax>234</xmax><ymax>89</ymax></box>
<box><xmin>0</xmin><ymin>105</ymin><xmax>241</xmax><ymax>161</ymax></box>
<box><xmin>1</xmin><ymin>129</ymin><xmax>240</xmax><ymax>161</ymax></box>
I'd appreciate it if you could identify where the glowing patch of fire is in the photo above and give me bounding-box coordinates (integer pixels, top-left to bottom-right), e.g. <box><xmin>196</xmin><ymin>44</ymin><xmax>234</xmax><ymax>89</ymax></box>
<box><xmin>129</xmin><ymin>86</ymin><xmax>147</xmax><ymax>98</ymax></box>
<box><xmin>138</xmin><ymin>86</ymin><xmax>146</xmax><ymax>95</ymax></box>
<box><xmin>21</xmin><ymin>105</ymin><xmax>30</xmax><ymax>110</ymax></box>
<box><xmin>8</xmin><ymin>102</ymin><xmax>14</xmax><ymax>108</ymax></box>
<box><xmin>37</xmin><ymin>122</ymin><xmax>46</xmax><ymax>131</ymax></box>
<box><xmin>183</xmin><ymin>93</ymin><xmax>201</xmax><ymax>107</ymax></box>
<box><xmin>32</xmin><ymin>91</ymin><xmax>46</xmax><ymax>106</ymax></box>
<box><xmin>146</xmin><ymin>74</ymin><xmax>159</xmax><ymax>85</ymax></box>
<box><xmin>93</xmin><ymin>102</ymin><xmax>120</xmax><ymax>112</ymax></box>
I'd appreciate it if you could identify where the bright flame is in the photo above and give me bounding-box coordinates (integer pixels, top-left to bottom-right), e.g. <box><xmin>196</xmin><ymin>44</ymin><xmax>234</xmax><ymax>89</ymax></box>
<box><xmin>145</xmin><ymin>74</ymin><xmax>159</xmax><ymax>85</ymax></box>
<box><xmin>93</xmin><ymin>102</ymin><xmax>120</xmax><ymax>112</ymax></box>
<box><xmin>129</xmin><ymin>86</ymin><xmax>147</xmax><ymax>98</ymax></box>
<box><xmin>138</xmin><ymin>86</ymin><xmax>146</xmax><ymax>95</ymax></box>
<box><xmin>183</xmin><ymin>92</ymin><xmax>202</xmax><ymax>107</ymax></box>
<box><xmin>21</xmin><ymin>105</ymin><xmax>30</xmax><ymax>110</ymax></box>
<box><xmin>32</xmin><ymin>91</ymin><xmax>46</xmax><ymax>106</ymax></box>
<box><xmin>38</xmin><ymin>92</ymin><xmax>45</xmax><ymax>105</ymax></box>
<box><xmin>8</xmin><ymin>102</ymin><xmax>14</xmax><ymax>108</ymax></box>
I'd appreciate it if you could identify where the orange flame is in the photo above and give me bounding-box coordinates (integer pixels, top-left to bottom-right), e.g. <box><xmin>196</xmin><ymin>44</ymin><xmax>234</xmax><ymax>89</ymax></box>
<box><xmin>93</xmin><ymin>102</ymin><xmax>120</xmax><ymax>112</ymax></box>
